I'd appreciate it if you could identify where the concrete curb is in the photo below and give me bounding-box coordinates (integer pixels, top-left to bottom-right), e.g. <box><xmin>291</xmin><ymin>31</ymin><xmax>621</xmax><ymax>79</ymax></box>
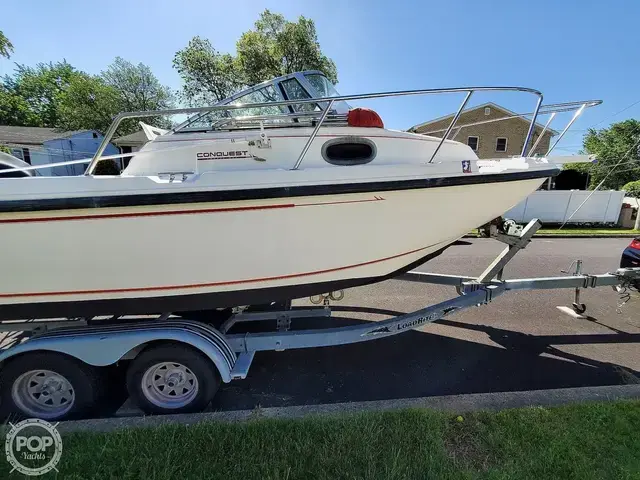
<box><xmin>55</xmin><ymin>384</ymin><xmax>640</xmax><ymax>434</ymax></box>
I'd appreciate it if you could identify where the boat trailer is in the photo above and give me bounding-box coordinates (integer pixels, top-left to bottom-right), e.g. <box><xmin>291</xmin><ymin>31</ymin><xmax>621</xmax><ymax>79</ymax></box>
<box><xmin>0</xmin><ymin>219</ymin><xmax>638</xmax><ymax>420</ymax></box>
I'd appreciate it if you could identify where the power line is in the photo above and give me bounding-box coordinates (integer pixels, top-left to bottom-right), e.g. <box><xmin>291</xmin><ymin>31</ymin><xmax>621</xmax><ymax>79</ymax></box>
<box><xmin>560</xmin><ymin>136</ymin><xmax>640</xmax><ymax>228</ymax></box>
<box><xmin>590</xmin><ymin>98</ymin><xmax>640</xmax><ymax>129</ymax></box>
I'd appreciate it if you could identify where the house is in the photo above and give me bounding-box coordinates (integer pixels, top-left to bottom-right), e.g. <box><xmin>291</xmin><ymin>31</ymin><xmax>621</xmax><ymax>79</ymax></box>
<box><xmin>408</xmin><ymin>102</ymin><xmax>558</xmax><ymax>159</ymax></box>
<box><xmin>0</xmin><ymin>126</ymin><xmax>119</xmax><ymax>176</ymax></box>
<box><xmin>112</xmin><ymin>130</ymin><xmax>149</xmax><ymax>154</ymax></box>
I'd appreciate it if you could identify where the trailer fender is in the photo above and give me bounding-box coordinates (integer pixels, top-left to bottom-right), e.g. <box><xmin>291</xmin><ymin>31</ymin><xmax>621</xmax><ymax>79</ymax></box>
<box><xmin>0</xmin><ymin>320</ymin><xmax>236</xmax><ymax>383</ymax></box>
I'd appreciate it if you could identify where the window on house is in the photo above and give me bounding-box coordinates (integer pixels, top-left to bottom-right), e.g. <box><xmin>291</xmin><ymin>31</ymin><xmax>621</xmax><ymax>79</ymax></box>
<box><xmin>22</xmin><ymin>148</ymin><xmax>31</xmax><ymax>165</ymax></box>
<box><xmin>10</xmin><ymin>148</ymin><xmax>23</xmax><ymax>161</ymax></box>
<box><xmin>467</xmin><ymin>136</ymin><xmax>479</xmax><ymax>151</ymax></box>
<box><xmin>484</xmin><ymin>107</ymin><xmax>491</xmax><ymax>116</ymax></box>
<box><xmin>496</xmin><ymin>137</ymin><xmax>507</xmax><ymax>152</ymax></box>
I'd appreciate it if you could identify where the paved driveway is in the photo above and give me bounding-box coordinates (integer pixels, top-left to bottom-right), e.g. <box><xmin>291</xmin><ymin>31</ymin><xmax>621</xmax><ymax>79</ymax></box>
<box><xmin>211</xmin><ymin>237</ymin><xmax>640</xmax><ymax>411</ymax></box>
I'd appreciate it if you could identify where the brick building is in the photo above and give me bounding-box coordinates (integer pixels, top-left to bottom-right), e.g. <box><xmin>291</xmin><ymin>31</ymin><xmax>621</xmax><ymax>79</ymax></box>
<box><xmin>408</xmin><ymin>102</ymin><xmax>557</xmax><ymax>159</ymax></box>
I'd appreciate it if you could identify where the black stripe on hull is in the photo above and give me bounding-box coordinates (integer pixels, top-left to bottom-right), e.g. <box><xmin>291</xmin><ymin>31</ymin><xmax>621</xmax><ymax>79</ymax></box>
<box><xmin>0</xmin><ymin>246</ymin><xmax>450</xmax><ymax>321</ymax></box>
<box><xmin>0</xmin><ymin>168</ymin><xmax>559</xmax><ymax>213</ymax></box>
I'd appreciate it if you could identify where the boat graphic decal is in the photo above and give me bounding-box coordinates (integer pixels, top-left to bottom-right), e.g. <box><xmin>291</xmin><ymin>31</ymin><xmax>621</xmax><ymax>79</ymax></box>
<box><xmin>462</xmin><ymin>160</ymin><xmax>471</xmax><ymax>173</ymax></box>
<box><xmin>364</xmin><ymin>326</ymin><xmax>392</xmax><ymax>336</ymax></box>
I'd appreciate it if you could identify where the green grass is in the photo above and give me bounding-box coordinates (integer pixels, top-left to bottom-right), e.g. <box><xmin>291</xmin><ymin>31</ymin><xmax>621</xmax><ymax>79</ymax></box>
<box><xmin>5</xmin><ymin>400</ymin><xmax>639</xmax><ymax>479</ymax></box>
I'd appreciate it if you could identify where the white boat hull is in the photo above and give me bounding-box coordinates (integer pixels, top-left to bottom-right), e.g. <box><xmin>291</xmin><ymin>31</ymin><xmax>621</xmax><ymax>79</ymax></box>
<box><xmin>0</xmin><ymin>175</ymin><xmax>545</xmax><ymax>319</ymax></box>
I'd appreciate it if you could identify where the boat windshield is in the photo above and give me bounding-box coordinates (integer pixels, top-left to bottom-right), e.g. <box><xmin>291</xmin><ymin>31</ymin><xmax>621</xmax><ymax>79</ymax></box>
<box><xmin>305</xmin><ymin>73</ymin><xmax>340</xmax><ymax>98</ymax></box>
<box><xmin>173</xmin><ymin>72</ymin><xmax>349</xmax><ymax>132</ymax></box>
<box><xmin>229</xmin><ymin>84</ymin><xmax>287</xmax><ymax>117</ymax></box>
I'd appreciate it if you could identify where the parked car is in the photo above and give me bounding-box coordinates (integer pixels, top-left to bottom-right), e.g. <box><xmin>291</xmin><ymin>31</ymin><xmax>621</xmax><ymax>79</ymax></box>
<box><xmin>621</xmin><ymin>237</ymin><xmax>640</xmax><ymax>268</ymax></box>
<box><xmin>0</xmin><ymin>151</ymin><xmax>34</xmax><ymax>177</ymax></box>
<box><xmin>621</xmin><ymin>237</ymin><xmax>640</xmax><ymax>291</ymax></box>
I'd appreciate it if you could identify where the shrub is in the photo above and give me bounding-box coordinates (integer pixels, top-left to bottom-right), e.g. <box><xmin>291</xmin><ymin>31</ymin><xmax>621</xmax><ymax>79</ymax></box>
<box><xmin>622</xmin><ymin>180</ymin><xmax>640</xmax><ymax>199</ymax></box>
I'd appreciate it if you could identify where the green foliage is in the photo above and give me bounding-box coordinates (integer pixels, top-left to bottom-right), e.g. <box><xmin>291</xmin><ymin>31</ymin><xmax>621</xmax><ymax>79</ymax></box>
<box><xmin>562</xmin><ymin>162</ymin><xmax>592</xmax><ymax>174</ymax></box>
<box><xmin>582</xmin><ymin>119</ymin><xmax>640</xmax><ymax>190</ymax></box>
<box><xmin>622</xmin><ymin>180</ymin><xmax>640</xmax><ymax>198</ymax></box>
<box><xmin>173</xmin><ymin>9</ymin><xmax>338</xmax><ymax>105</ymax></box>
<box><xmin>0</xmin><ymin>58</ymin><xmax>173</xmax><ymax>136</ymax></box>
<box><xmin>0</xmin><ymin>61</ymin><xmax>81</xmax><ymax>127</ymax></box>
<box><xmin>236</xmin><ymin>10</ymin><xmax>338</xmax><ymax>85</ymax></box>
<box><xmin>0</xmin><ymin>145</ymin><xmax>10</xmax><ymax>154</ymax></box>
<box><xmin>56</xmin><ymin>74</ymin><xmax>121</xmax><ymax>133</ymax></box>
<box><xmin>101</xmin><ymin>57</ymin><xmax>175</xmax><ymax>131</ymax></box>
<box><xmin>173</xmin><ymin>37</ymin><xmax>244</xmax><ymax>106</ymax></box>
<box><xmin>0</xmin><ymin>31</ymin><xmax>13</xmax><ymax>59</ymax></box>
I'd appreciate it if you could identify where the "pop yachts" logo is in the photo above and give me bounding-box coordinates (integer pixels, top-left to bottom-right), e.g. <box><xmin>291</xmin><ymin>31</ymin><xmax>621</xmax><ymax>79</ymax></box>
<box><xmin>196</xmin><ymin>151</ymin><xmax>252</xmax><ymax>160</ymax></box>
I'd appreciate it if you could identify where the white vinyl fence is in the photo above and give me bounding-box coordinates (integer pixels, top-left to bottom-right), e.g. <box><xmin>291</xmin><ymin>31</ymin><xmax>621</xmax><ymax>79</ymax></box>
<box><xmin>504</xmin><ymin>190</ymin><xmax>625</xmax><ymax>224</ymax></box>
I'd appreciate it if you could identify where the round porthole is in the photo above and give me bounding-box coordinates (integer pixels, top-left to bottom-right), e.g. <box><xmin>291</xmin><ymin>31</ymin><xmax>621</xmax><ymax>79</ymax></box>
<box><xmin>321</xmin><ymin>136</ymin><xmax>377</xmax><ymax>166</ymax></box>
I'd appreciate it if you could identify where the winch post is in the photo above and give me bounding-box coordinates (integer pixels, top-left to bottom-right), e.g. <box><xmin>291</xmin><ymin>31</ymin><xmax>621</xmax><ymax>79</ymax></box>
<box><xmin>475</xmin><ymin>219</ymin><xmax>541</xmax><ymax>283</ymax></box>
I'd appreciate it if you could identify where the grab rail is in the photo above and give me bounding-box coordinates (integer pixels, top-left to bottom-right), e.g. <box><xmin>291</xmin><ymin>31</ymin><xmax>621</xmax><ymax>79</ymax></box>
<box><xmin>416</xmin><ymin>99</ymin><xmax>602</xmax><ymax>157</ymax></box>
<box><xmin>84</xmin><ymin>85</ymin><xmax>547</xmax><ymax>175</ymax></box>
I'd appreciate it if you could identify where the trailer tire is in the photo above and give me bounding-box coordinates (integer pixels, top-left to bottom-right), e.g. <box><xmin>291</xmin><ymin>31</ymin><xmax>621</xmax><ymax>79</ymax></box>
<box><xmin>126</xmin><ymin>344</ymin><xmax>220</xmax><ymax>415</ymax></box>
<box><xmin>0</xmin><ymin>352</ymin><xmax>104</xmax><ymax>421</ymax></box>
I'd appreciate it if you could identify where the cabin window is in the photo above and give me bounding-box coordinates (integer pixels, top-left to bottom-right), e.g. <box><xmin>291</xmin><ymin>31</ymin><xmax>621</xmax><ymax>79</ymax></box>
<box><xmin>467</xmin><ymin>136</ymin><xmax>479</xmax><ymax>151</ymax></box>
<box><xmin>496</xmin><ymin>137</ymin><xmax>508</xmax><ymax>152</ymax></box>
<box><xmin>281</xmin><ymin>78</ymin><xmax>319</xmax><ymax>113</ymax></box>
<box><xmin>321</xmin><ymin>137</ymin><xmax>376</xmax><ymax>166</ymax></box>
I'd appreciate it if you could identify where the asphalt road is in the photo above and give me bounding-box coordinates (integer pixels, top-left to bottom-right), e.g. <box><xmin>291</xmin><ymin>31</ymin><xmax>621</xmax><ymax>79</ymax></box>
<box><xmin>210</xmin><ymin>237</ymin><xmax>640</xmax><ymax>411</ymax></box>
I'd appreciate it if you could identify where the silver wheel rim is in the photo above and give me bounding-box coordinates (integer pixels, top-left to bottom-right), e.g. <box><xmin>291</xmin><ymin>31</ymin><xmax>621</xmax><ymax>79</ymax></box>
<box><xmin>12</xmin><ymin>370</ymin><xmax>75</xmax><ymax>419</ymax></box>
<box><xmin>141</xmin><ymin>362</ymin><xmax>199</xmax><ymax>409</ymax></box>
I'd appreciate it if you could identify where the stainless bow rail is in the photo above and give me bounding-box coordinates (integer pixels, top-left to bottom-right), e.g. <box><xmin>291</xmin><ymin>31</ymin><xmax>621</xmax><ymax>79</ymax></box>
<box><xmin>415</xmin><ymin>99</ymin><xmax>602</xmax><ymax>157</ymax></box>
<box><xmin>0</xmin><ymin>81</ymin><xmax>601</xmax><ymax>176</ymax></box>
<box><xmin>84</xmin><ymin>85</ymin><xmax>552</xmax><ymax>175</ymax></box>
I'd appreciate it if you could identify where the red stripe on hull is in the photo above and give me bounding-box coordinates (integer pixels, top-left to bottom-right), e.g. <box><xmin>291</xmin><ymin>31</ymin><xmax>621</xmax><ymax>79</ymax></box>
<box><xmin>0</xmin><ymin>243</ymin><xmax>431</xmax><ymax>299</ymax></box>
<box><xmin>0</xmin><ymin>197</ymin><xmax>384</xmax><ymax>224</ymax></box>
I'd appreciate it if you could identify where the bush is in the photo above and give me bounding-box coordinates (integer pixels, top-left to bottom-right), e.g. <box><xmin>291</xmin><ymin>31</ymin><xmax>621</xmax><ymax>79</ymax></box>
<box><xmin>622</xmin><ymin>180</ymin><xmax>640</xmax><ymax>199</ymax></box>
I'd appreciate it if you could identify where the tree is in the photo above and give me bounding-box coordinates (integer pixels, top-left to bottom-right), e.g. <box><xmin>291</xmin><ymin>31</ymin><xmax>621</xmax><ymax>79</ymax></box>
<box><xmin>0</xmin><ymin>61</ymin><xmax>80</xmax><ymax>127</ymax></box>
<box><xmin>56</xmin><ymin>74</ymin><xmax>121</xmax><ymax>133</ymax></box>
<box><xmin>1</xmin><ymin>58</ymin><xmax>173</xmax><ymax>135</ymax></box>
<box><xmin>0</xmin><ymin>31</ymin><xmax>13</xmax><ymax>59</ymax></box>
<box><xmin>173</xmin><ymin>9</ymin><xmax>337</xmax><ymax>105</ymax></box>
<box><xmin>101</xmin><ymin>57</ymin><xmax>174</xmax><ymax>130</ymax></box>
<box><xmin>580</xmin><ymin>119</ymin><xmax>640</xmax><ymax>190</ymax></box>
<box><xmin>173</xmin><ymin>37</ymin><xmax>244</xmax><ymax>105</ymax></box>
<box><xmin>622</xmin><ymin>180</ymin><xmax>640</xmax><ymax>230</ymax></box>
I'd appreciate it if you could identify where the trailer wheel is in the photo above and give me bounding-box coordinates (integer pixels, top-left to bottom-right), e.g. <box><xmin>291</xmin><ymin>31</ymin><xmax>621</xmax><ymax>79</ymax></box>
<box><xmin>126</xmin><ymin>344</ymin><xmax>220</xmax><ymax>415</ymax></box>
<box><xmin>0</xmin><ymin>352</ymin><xmax>104</xmax><ymax>421</ymax></box>
<box><xmin>572</xmin><ymin>302</ymin><xmax>587</xmax><ymax>314</ymax></box>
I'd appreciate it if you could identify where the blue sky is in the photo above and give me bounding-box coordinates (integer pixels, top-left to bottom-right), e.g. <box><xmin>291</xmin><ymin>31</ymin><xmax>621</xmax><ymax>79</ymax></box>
<box><xmin>2</xmin><ymin>0</ymin><xmax>639</xmax><ymax>153</ymax></box>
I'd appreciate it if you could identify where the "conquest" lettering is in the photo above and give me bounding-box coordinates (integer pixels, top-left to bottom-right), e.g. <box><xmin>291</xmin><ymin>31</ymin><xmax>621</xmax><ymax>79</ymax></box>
<box><xmin>197</xmin><ymin>151</ymin><xmax>250</xmax><ymax>159</ymax></box>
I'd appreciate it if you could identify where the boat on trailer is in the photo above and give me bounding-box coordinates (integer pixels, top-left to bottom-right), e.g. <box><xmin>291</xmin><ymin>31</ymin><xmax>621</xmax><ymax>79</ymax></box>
<box><xmin>0</xmin><ymin>72</ymin><xmax>599</xmax><ymax>320</ymax></box>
